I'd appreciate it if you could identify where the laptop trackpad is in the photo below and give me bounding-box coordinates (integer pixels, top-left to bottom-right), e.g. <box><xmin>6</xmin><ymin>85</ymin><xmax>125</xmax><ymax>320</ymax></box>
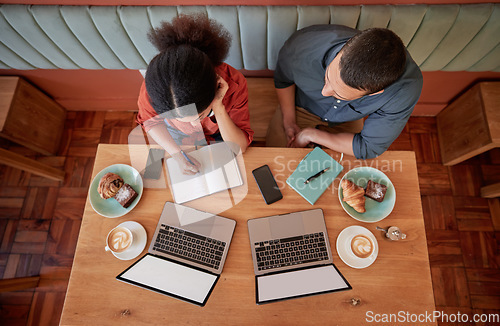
<box><xmin>117</xmin><ymin>254</ymin><xmax>218</xmax><ymax>306</ymax></box>
<box><xmin>256</xmin><ymin>264</ymin><xmax>351</xmax><ymax>304</ymax></box>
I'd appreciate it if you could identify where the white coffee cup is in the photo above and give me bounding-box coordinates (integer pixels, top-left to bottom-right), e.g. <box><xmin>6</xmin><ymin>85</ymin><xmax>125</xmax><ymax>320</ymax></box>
<box><xmin>105</xmin><ymin>226</ymin><xmax>134</xmax><ymax>254</ymax></box>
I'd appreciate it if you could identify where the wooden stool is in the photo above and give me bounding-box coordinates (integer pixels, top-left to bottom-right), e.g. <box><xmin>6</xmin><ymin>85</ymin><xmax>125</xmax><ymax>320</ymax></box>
<box><xmin>0</xmin><ymin>276</ymin><xmax>40</xmax><ymax>292</ymax></box>
<box><xmin>0</xmin><ymin>76</ymin><xmax>66</xmax><ymax>181</ymax></box>
<box><xmin>437</xmin><ymin>81</ymin><xmax>500</xmax><ymax>166</ymax></box>
<box><xmin>0</xmin><ymin>76</ymin><xmax>66</xmax><ymax>155</ymax></box>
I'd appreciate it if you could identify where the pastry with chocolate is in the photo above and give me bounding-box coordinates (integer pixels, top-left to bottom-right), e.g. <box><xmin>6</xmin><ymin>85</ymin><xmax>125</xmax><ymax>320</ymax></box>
<box><xmin>114</xmin><ymin>184</ymin><xmax>138</xmax><ymax>208</ymax></box>
<box><xmin>365</xmin><ymin>180</ymin><xmax>387</xmax><ymax>202</ymax></box>
<box><xmin>98</xmin><ymin>173</ymin><xmax>124</xmax><ymax>199</ymax></box>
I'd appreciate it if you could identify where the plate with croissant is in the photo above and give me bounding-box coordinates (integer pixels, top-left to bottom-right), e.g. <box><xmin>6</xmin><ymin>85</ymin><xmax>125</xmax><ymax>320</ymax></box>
<box><xmin>89</xmin><ymin>164</ymin><xmax>143</xmax><ymax>218</ymax></box>
<box><xmin>338</xmin><ymin>167</ymin><xmax>395</xmax><ymax>223</ymax></box>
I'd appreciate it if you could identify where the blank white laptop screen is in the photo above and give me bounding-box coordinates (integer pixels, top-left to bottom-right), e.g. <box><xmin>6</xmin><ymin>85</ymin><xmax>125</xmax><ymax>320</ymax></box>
<box><xmin>117</xmin><ymin>254</ymin><xmax>218</xmax><ymax>306</ymax></box>
<box><xmin>256</xmin><ymin>265</ymin><xmax>351</xmax><ymax>304</ymax></box>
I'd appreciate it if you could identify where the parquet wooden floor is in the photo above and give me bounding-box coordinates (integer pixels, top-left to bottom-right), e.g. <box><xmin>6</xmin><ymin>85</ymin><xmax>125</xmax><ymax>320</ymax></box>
<box><xmin>0</xmin><ymin>112</ymin><xmax>499</xmax><ymax>325</ymax></box>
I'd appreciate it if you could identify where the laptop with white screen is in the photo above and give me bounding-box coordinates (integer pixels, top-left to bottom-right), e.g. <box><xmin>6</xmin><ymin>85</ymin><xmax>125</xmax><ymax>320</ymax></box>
<box><xmin>248</xmin><ymin>209</ymin><xmax>351</xmax><ymax>304</ymax></box>
<box><xmin>117</xmin><ymin>202</ymin><xmax>236</xmax><ymax>306</ymax></box>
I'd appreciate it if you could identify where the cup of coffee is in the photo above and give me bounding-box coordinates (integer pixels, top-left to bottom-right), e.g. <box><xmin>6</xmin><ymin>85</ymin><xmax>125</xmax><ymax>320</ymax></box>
<box><xmin>105</xmin><ymin>226</ymin><xmax>133</xmax><ymax>254</ymax></box>
<box><xmin>350</xmin><ymin>234</ymin><xmax>374</xmax><ymax>259</ymax></box>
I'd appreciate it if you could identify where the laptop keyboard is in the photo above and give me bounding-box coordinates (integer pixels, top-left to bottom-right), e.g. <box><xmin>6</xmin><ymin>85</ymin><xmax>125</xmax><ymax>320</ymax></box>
<box><xmin>152</xmin><ymin>224</ymin><xmax>226</xmax><ymax>270</ymax></box>
<box><xmin>254</xmin><ymin>232</ymin><xmax>329</xmax><ymax>271</ymax></box>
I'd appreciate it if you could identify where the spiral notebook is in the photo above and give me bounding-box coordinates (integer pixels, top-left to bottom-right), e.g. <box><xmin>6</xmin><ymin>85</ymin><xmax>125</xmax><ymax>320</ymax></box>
<box><xmin>286</xmin><ymin>147</ymin><xmax>343</xmax><ymax>205</ymax></box>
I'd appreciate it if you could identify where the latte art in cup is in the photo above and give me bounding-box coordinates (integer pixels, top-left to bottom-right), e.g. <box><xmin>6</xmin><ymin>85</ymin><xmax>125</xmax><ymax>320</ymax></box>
<box><xmin>107</xmin><ymin>227</ymin><xmax>133</xmax><ymax>253</ymax></box>
<box><xmin>351</xmin><ymin>234</ymin><xmax>373</xmax><ymax>258</ymax></box>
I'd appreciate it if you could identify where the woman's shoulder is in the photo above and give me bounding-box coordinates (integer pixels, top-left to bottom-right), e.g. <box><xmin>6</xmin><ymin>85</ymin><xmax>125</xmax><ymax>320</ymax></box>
<box><xmin>215</xmin><ymin>63</ymin><xmax>246</xmax><ymax>86</ymax></box>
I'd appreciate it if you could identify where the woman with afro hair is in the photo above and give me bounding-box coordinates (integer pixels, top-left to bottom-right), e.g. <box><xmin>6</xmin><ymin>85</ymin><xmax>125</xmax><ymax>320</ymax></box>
<box><xmin>137</xmin><ymin>14</ymin><xmax>253</xmax><ymax>174</ymax></box>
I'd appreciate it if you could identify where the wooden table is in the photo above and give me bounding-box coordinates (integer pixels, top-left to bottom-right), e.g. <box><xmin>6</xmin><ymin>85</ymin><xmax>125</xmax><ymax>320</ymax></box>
<box><xmin>60</xmin><ymin>145</ymin><xmax>436</xmax><ymax>325</ymax></box>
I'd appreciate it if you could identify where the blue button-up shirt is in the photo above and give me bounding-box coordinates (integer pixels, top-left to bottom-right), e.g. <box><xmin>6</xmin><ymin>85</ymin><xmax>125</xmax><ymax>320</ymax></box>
<box><xmin>274</xmin><ymin>25</ymin><xmax>423</xmax><ymax>159</ymax></box>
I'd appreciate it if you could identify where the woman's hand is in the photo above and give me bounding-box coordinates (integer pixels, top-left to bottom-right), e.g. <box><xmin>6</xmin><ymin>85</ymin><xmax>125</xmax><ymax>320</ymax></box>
<box><xmin>171</xmin><ymin>151</ymin><xmax>202</xmax><ymax>175</ymax></box>
<box><xmin>211</xmin><ymin>75</ymin><xmax>229</xmax><ymax>113</ymax></box>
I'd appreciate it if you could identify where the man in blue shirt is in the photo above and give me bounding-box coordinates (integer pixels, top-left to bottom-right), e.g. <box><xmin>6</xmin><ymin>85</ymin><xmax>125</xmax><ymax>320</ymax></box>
<box><xmin>267</xmin><ymin>25</ymin><xmax>423</xmax><ymax>159</ymax></box>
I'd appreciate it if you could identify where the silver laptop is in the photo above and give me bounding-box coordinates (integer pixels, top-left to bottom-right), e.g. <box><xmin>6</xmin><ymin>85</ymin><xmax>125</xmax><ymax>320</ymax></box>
<box><xmin>248</xmin><ymin>209</ymin><xmax>351</xmax><ymax>304</ymax></box>
<box><xmin>117</xmin><ymin>202</ymin><xmax>236</xmax><ymax>306</ymax></box>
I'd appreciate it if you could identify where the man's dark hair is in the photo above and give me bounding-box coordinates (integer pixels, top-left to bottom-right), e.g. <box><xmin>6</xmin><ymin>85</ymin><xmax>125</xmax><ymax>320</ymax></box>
<box><xmin>145</xmin><ymin>14</ymin><xmax>232</xmax><ymax>118</ymax></box>
<box><xmin>339</xmin><ymin>28</ymin><xmax>406</xmax><ymax>93</ymax></box>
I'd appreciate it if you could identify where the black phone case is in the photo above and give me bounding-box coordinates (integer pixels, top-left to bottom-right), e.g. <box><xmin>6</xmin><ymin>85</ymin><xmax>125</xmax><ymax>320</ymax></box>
<box><xmin>252</xmin><ymin>165</ymin><xmax>283</xmax><ymax>205</ymax></box>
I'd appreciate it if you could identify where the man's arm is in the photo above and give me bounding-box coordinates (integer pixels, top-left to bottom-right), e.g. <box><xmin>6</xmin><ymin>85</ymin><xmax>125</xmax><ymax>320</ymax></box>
<box><xmin>273</xmin><ymin>35</ymin><xmax>302</xmax><ymax>146</ymax></box>
<box><xmin>290</xmin><ymin>128</ymin><xmax>355</xmax><ymax>156</ymax></box>
<box><xmin>276</xmin><ymin>85</ymin><xmax>301</xmax><ymax>146</ymax></box>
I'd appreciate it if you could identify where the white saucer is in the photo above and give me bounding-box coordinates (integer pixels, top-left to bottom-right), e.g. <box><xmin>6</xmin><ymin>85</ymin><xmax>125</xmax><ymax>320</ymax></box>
<box><xmin>336</xmin><ymin>225</ymin><xmax>378</xmax><ymax>269</ymax></box>
<box><xmin>109</xmin><ymin>221</ymin><xmax>147</xmax><ymax>261</ymax></box>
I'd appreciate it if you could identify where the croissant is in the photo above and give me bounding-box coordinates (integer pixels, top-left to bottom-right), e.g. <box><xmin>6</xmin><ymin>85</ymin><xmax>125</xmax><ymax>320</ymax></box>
<box><xmin>341</xmin><ymin>179</ymin><xmax>366</xmax><ymax>213</ymax></box>
<box><xmin>98</xmin><ymin>173</ymin><xmax>124</xmax><ymax>199</ymax></box>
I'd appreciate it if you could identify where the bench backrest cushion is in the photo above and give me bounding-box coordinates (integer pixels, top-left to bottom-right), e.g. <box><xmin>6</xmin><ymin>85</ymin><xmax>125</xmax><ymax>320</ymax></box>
<box><xmin>0</xmin><ymin>4</ymin><xmax>499</xmax><ymax>71</ymax></box>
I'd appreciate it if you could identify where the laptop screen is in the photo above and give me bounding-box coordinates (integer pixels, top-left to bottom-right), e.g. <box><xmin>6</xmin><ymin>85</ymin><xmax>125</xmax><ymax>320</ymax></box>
<box><xmin>117</xmin><ymin>254</ymin><xmax>218</xmax><ymax>306</ymax></box>
<box><xmin>256</xmin><ymin>264</ymin><xmax>351</xmax><ymax>304</ymax></box>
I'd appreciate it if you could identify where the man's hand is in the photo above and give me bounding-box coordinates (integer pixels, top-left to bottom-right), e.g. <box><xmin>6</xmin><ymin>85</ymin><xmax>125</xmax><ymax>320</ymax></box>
<box><xmin>290</xmin><ymin>129</ymin><xmax>356</xmax><ymax>157</ymax></box>
<box><xmin>172</xmin><ymin>151</ymin><xmax>202</xmax><ymax>175</ymax></box>
<box><xmin>289</xmin><ymin>128</ymin><xmax>316</xmax><ymax>148</ymax></box>
<box><xmin>284</xmin><ymin>121</ymin><xmax>301</xmax><ymax>147</ymax></box>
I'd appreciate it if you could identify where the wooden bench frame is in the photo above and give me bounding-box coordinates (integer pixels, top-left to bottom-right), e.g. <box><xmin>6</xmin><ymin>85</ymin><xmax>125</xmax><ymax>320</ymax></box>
<box><xmin>247</xmin><ymin>78</ymin><xmax>278</xmax><ymax>143</ymax></box>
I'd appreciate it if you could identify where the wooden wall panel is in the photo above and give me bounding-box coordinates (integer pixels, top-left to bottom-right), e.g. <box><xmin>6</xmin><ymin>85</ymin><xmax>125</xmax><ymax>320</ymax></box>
<box><xmin>0</xmin><ymin>69</ymin><xmax>499</xmax><ymax>116</ymax></box>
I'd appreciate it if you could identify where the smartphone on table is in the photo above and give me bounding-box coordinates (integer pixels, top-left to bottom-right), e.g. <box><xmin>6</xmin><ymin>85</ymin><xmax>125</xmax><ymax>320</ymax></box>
<box><xmin>252</xmin><ymin>165</ymin><xmax>283</xmax><ymax>205</ymax></box>
<box><xmin>144</xmin><ymin>148</ymin><xmax>165</xmax><ymax>179</ymax></box>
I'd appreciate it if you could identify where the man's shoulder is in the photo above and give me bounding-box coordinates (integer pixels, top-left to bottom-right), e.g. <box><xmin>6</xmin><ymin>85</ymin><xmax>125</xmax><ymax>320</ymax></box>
<box><xmin>298</xmin><ymin>24</ymin><xmax>358</xmax><ymax>34</ymax></box>
<box><xmin>395</xmin><ymin>53</ymin><xmax>423</xmax><ymax>97</ymax></box>
<box><xmin>289</xmin><ymin>24</ymin><xmax>358</xmax><ymax>41</ymax></box>
<box><xmin>279</xmin><ymin>24</ymin><xmax>357</xmax><ymax>58</ymax></box>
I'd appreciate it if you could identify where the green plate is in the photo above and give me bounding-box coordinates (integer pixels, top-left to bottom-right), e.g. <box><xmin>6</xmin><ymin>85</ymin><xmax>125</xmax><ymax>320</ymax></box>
<box><xmin>89</xmin><ymin>164</ymin><xmax>143</xmax><ymax>218</ymax></box>
<box><xmin>338</xmin><ymin>167</ymin><xmax>396</xmax><ymax>223</ymax></box>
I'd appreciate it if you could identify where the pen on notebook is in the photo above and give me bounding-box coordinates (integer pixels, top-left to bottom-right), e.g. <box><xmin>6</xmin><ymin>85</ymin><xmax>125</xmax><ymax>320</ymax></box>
<box><xmin>304</xmin><ymin>167</ymin><xmax>330</xmax><ymax>184</ymax></box>
<box><xmin>180</xmin><ymin>150</ymin><xmax>195</xmax><ymax>165</ymax></box>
